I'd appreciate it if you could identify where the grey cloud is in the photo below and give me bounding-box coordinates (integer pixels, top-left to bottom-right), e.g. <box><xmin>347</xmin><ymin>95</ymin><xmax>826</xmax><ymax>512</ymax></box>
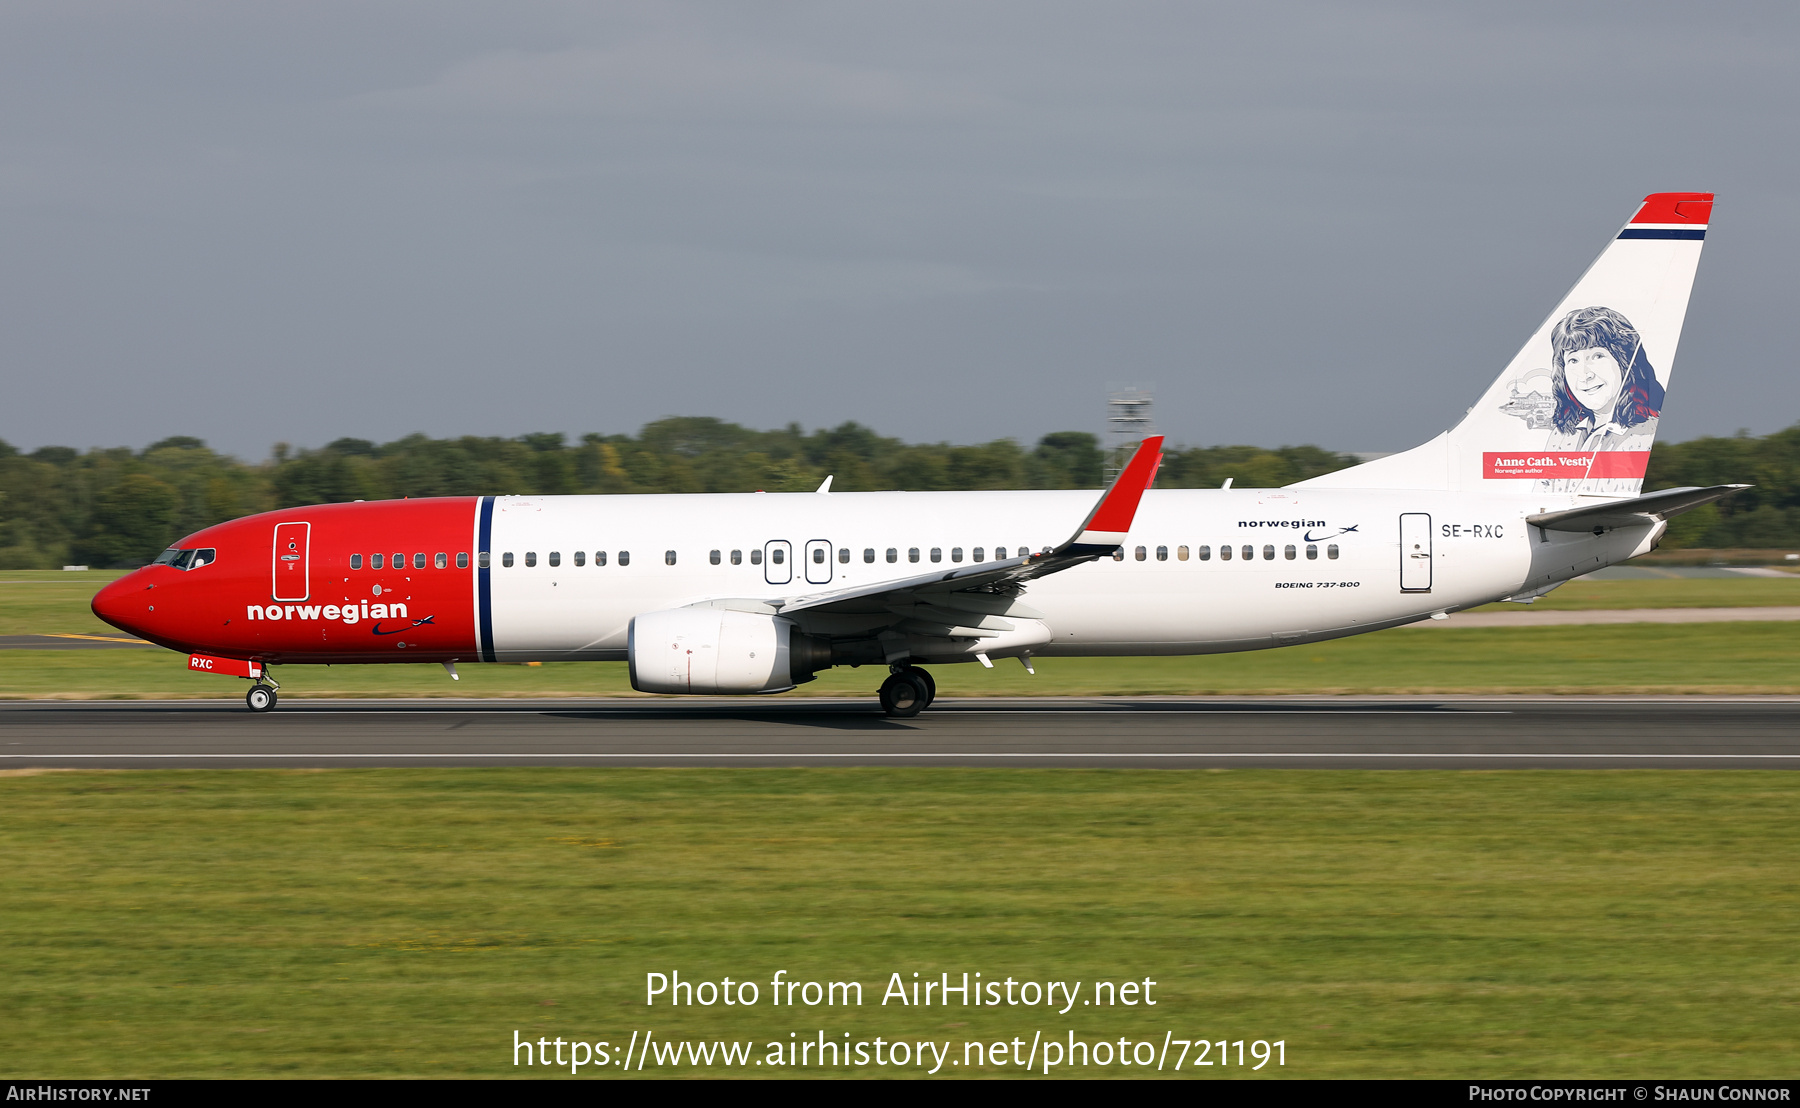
<box><xmin>0</xmin><ymin>1</ymin><xmax>1796</xmax><ymax>460</ymax></box>
<box><xmin>359</xmin><ymin>40</ymin><xmax>1006</xmax><ymax>121</ymax></box>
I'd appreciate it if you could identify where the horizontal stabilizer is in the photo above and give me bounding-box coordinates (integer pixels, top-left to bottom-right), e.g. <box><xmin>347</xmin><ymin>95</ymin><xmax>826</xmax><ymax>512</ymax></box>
<box><xmin>1527</xmin><ymin>484</ymin><xmax>1750</xmax><ymax>532</ymax></box>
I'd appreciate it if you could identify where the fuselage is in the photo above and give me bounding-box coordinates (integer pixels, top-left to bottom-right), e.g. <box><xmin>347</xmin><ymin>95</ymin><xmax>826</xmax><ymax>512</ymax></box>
<box><xmin>91</xmin><ymin>486</ymin><xmax>1654</xmax><ymax>668</ymax></box>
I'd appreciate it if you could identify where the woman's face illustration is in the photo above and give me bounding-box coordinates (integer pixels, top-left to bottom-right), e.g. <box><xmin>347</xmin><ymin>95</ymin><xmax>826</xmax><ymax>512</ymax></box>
<box><xmin>1562</xmin><ymin>346</ymin><xmax>1624</xmax><ymax>415</ymax></box>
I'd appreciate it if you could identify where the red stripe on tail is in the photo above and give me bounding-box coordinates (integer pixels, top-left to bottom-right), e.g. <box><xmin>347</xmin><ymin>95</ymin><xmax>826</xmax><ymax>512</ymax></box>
<box><xmin>1631</xmin><ymin>192</ymin><xmax>1713</xmax><ymax>225</ymax></box>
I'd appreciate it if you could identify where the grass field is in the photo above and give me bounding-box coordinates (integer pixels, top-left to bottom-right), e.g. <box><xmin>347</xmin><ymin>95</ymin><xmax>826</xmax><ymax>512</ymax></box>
<box><xmin>0</xmin><ymin>571</ymin><xmax>131</xmax><ymax>636</ymax></box>
<box><xmin>1467</xmin><ymin>574</ymin><xmax>1800</xmax><ymax>611</ymax></box>
<box><xmin>3</xmin><ymin>767</ymin><xmax>1797</xmax><ymax>1078</ymax></box>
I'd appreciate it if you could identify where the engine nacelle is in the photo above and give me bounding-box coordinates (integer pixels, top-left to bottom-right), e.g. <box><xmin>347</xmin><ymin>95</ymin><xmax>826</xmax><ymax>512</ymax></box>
<box><xmin>627</xmin><ymin>608</ymin><xmax>831</xmax><ymax>694</ymax></box>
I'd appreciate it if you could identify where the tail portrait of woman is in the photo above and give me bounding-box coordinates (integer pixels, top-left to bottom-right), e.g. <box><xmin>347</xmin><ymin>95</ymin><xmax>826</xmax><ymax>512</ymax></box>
<box><xmin>1548</xmin><ymin>305</ymin><xmax>1664</xmax><ymax>439</ymax></box>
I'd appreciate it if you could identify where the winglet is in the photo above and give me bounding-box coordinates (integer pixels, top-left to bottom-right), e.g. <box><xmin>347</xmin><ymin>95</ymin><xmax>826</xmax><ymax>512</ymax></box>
<box><xmin>1067</xmin><ymin>435</ymin><xmax>1163</xmax><ymax>550</ymax></box>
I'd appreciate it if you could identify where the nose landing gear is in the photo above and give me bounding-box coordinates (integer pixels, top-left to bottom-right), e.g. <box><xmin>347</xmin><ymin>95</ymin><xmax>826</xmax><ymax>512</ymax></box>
<box><xmin>878</xmin><ymin>665</ymin><xmax>936</xmax><ymax>718</ymax></box>
<box><xmin>245</xmin><ymin>670</ymin><xmax>280</xmax><ymax>713</ymax></box>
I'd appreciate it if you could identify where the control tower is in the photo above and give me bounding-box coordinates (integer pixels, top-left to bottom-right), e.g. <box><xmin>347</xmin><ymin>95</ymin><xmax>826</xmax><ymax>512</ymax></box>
<box><xmin>1104</xmin><ymin>387</ymin><xmax>1154</xmax><ymax>483</ymax></box>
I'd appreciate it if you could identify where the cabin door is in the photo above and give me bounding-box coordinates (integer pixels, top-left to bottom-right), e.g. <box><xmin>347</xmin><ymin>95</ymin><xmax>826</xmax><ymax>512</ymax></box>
<box><xmin>763</xmin><ymin>540</ymin><xmax>793</xmax><ymax>585</ymax></box>
<box><xmin>1399</xmin><ymin>513</ymin><xmax>1432</xmax><ymax>592</ymax></box>
<box><xmin>804</xmin><ymin>539</ymin><xmax>834</xmax><ymax>584</ymax></box>
<box><xmin>272</xmin><ymin>521</ymin><xmax>311</xmax><ymax>602</ymax></box>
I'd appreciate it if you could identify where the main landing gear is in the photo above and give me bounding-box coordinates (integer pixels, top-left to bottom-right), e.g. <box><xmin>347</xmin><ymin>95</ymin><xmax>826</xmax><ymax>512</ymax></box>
<box><xmin>246</xmin><ymin>672</ymin><xmax>280</xmax><ymax>713</ymax></box>
<box><xmin>879</xmin><ymin>665</ymin><xmax>936</xmax><ymax>718</ymax></box>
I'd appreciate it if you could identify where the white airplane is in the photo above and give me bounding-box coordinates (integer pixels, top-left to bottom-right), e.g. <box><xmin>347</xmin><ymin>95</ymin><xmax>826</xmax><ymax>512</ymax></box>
<box><xmin>96</xmin><ymin>192</ymin><xmax>1744</xmax><ymax>715</ymax></box>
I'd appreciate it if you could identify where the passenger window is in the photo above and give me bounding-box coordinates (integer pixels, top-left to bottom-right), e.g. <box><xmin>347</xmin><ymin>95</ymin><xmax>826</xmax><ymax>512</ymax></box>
<box><xmin>1306</xmin><ymin>544</ymin><xmax>1318</xmax><ymax>560</ymax></box>
<box><xmin>596</xmin><ymin>551</ymin><xmax>608</xmax><ymax>566</ymax></box>
<box><xmin>771</xmin><ymin>548</ymin><xmax>784</xmax><ymax>565</ymax></box>
<box><xmin>995</xmin><ymin>547</ymin><xmax>1007</xmax><ymax>560</ymax></box>
<box><xmin>1220</xmin><ymin>545</ymin><xmax>1232</xmax><ymax>561</ymax></box>
<box><xmin>351</xmin><ymin>554</ymin><xmax>363</xmax><ymax>570</ymax></box>
<box><xmin>973</xmin><ymin>547</ymin><xmax>984</xmax><ymax>562</ymax></box>
<box><xmin>436</xmin><ymin>552</ymin><xmax>448</xmax><ymax>569</ymax></box>
<box><xmin>812</xmin><ymin>547</ymin><xmax>825</xmax><ymax>564</ymax></box>
<box><xmin>1198</xmin><ymin>545</ymin><xmax>1211</xmax><ymax>561</ymax></box>
<box><xmin>502</xmin><ymin>552</ymin><xmax>513</xmax><ymax>568</ymax></box>
<box><xmin>887</xmin><ymin>548</ymin><xmax>898</xmax><ymax>563</ymax></box>
<box><xmin>548</xmin><ymin>551</ymin><xmax>560</xmax><ymax>567</ymax></box>
<box><xmin>665</xmin><ymin>550</ymin><xmax>677</xmax><ymax>565</ymax></box>
<box><xmin>908</xmin><ymin>548</ymin><xmax>920</xmax><ymax>563</ymax></box>
<box><xmin>1262</xmin><ymin>545</ymin><xmax>1275</xmax><ymax>560</ymax></box>
<box><xmin>372</xmin><ymin>553</ymin><xmax>384</xmax><ymax>569</ymax></box>
<box><xmin>839</xmin><ymin>548</ymin><xmax>850</xmax><ymax>564</ymax></box>
<box><xmin>731</xmin><ymin>550</ymin><xmax>742</xmax><ymax>565</ymax></box>
<box><xmin>710</xmin><ymin>549</ymin><xmax>721</xmax><ymax>565</ymax></box>
<box><xmin>1156</xmin><ymin>546</ymin><xmax>1168</xmax><ymax>561</ymax></box>
<box><xmin>1112</xmin><ymin>549</ymin><xmax>1124</xmax><ymax>561</ymax></box>
<box><xmin>751</xmin><ymin>549</ymin><xmax>763</xmax><ymax>565</ymax></box>
<box><xmin>1242</xmin><ymin>545</ymin><xmax>1254</xmax><ymax>560</ymax></box>
<box><xmin>1135</xmin><ymin>546</ymin><xmax>1146</xmax><ymax>561</ymax></box>
<box><xmin>930</xmin><ymin>547</ymin><xmax>942</xmax><ymax>563</ymax></box>
<box><xmin>1284</xmin><ymin>545</ymin><xmax>1296</xmax><ymax>560</ymax></box>
<box><xmin>1177</xmin><ymin>545</ymin><xmax>1189</xmax><ymax>561</ymax></box>
<box><xmin>1327</xmin><ymin>544</ymin><xmax>1339</xmax><ymax>560</ymax></box>
<box><xmin>574</xmin><ymin>551</ymin><xmax>585</xmax><ymax>567</ymax></box>
<box><xmin>864</xmin><ymin>548</ymin><xmax>875</xmax><ymax>563</ymax></box>
<box><xmin>950</xmin><ymin>547</ymin><xmax>962</xmax><ymax>563</ymax></box>
<box><xmin>619</xmin><ymin>551</ymin><xmax>631</xmax><ymax>566</ymax></box>
<box><xmin>478</xmin><ymin>552</ymin><xmax>490</xmax><ymax>569</ymax></box>
<box><xmin>524</xmin><ymin>552</ymin><xmax>537</xmax><ymax>567</ymax></box>
<box><xmin>395</xmin><ymin>553</ymin><xmax>405</xmax><ymax>570</ymax></box>
<box><xmin>457</xmin><ymin>552</ymin><xmax>469</xmax><ymax>568</ymax></box>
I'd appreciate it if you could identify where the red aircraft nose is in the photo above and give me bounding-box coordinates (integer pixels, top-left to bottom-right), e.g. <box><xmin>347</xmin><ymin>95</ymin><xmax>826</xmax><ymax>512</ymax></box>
<box><xmin>92</xmin><ymin>571</ymin><xmax>155</xmax><ymax>638</ymax></box>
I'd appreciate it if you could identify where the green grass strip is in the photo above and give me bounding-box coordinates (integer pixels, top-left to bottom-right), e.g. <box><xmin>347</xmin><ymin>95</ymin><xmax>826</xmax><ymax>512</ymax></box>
<box><xmin>3</xmin><ymin>768</ymin><xmax>1798</xmax><ymax>1077</ymax></box>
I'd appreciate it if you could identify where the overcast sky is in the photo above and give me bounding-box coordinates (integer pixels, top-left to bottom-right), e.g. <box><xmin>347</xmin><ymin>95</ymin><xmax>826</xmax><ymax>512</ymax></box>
<box><xmin>2</xmin><ymin>1</ymin><xmax>1795</xmax><ymax>459</ymax></box>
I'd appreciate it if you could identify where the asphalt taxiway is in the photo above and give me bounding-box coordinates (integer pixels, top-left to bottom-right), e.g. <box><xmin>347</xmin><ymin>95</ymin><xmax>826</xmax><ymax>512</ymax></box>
<box><xmin>2</xmin><ymin>697</ymin><xmax>1797</xmax><ymax>769</ymax></box>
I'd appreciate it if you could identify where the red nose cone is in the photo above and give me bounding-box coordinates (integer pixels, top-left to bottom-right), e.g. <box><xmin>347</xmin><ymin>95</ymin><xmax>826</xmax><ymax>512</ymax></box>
<box><xmin>92</xmin><ymin>571</ymin><xmax>151</xmax><ymax>637</ymax></box>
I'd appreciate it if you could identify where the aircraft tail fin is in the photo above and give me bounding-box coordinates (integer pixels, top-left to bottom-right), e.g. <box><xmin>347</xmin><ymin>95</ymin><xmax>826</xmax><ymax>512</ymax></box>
<box><xmin>1294</xmin><ymin>192</ymin><xmax>1712</xmax><ymax>497</ymax></box>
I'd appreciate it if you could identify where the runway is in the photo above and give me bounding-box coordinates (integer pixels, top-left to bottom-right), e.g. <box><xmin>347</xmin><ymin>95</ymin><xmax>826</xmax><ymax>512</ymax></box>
<box><xmin>3</xmin><ymin>697</ymin><xmax>1799</xmax><ymax>768</ymax></box>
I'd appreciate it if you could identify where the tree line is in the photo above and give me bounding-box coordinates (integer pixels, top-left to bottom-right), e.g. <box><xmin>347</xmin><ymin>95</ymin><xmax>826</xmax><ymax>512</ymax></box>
<box><xmin>0</xmin><ymin>416</ymin><xmax>1793</xmax><ymax>568</ymax></box>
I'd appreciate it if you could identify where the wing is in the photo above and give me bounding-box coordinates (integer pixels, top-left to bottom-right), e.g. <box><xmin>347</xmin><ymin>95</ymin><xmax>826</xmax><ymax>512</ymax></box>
<box><xmin>687</xmin><ymin>436</ymin><xmax>1164</xmax><ymax>665</ymax></box>
<box><xmin>779</xmin><ymin>435</ymin><xmax>1162</xmax><ymax>661</ymax></box>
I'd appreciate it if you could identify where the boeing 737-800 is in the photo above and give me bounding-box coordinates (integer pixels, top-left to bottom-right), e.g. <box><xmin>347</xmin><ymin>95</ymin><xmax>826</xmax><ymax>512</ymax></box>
<box><xmin>93</xmin><ymin>192</ymin><xmax>1744</xmax><ymax>715</ymax></box>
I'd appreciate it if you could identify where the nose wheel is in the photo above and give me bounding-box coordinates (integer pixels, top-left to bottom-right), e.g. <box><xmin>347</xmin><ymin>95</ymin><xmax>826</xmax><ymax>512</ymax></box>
<box><xmin>878</xmin><ymin>666</ymin><xmax>935</xmax><ymax>717</ymax></box>
<box><xmin>246</xmin><ymin>684</ymin><xmax>277</xmax><ymax>713</ymax></box>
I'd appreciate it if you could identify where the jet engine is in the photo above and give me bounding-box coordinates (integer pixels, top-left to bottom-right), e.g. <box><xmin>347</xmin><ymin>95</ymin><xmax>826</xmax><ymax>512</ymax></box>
<box><xmin>628</xmin><ymin>608</ymin><xmax>832</xmax><ymax>694</ymax></box>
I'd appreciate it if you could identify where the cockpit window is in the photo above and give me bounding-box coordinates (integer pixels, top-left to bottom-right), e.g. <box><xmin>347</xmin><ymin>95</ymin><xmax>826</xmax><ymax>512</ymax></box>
<box><xmin>155</xmin><ymin>547</ymin><xmax>217</xmax><ymax>570</ymax></box>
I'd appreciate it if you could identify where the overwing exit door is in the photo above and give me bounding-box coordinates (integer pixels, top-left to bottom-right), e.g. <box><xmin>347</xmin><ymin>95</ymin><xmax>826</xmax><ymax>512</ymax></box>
<box><xmin>763</xmin><ymin>540</ymin><xmax>793</xmax><ymax>585</ymax></box>
<box><xmin>1399</xmin><ymin>513</ymin><xmax>1432</xmax><ymax>592</ymax></box>
<box><xmin>804</xmin><ymin>539</ymin><xmax>834</xmax><ymax>584</ymax></box>
<box><xmin>272</xmin><ymin>521</ymin><xmax>311</xmax><ymax>601</ymax></box>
